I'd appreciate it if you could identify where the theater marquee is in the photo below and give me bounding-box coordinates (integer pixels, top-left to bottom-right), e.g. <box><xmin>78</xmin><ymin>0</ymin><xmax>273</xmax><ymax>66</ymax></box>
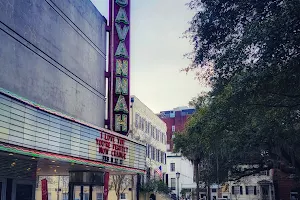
<box><xmin>108</xmin><ymin>0</ymin><xmax>130</xmax><ymax>136</ymax></box>
<box><xmin>0</xmin><ymin>90</ymin><xmax>146</xmax><ymax>173</ymax></box>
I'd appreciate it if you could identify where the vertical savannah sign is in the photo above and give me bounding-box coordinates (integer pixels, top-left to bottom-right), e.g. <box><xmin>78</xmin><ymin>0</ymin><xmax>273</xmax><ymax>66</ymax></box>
<box><xmin>108</xmin><ymin>0</ymin><xmax>130</xmax><ymax>135</ymax></box>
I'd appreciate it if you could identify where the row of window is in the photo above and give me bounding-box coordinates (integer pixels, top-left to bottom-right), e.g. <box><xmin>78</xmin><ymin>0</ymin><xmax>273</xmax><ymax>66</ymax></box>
<box><xmin>232</xmin><ymin>186</ymin><xmax>257</xmax><ymax>195</ymax></box>
<box><xmin>135</xmin><ymin>113</ymin><xmax>166</xmax><ymax>144</ymax></box>
<box><xmin>48</xmin><ymin>193</ymin><xmax>126</xmax><ymax>200</ymax></box>
<box><xmin>146</xmin><ymin>144</ymin><xmax>166</xmax><ymax>164</ymax></box>
<box><xmin>160</xmin><ymin>109</ymin><xmax>195</xmax><ymax>118</ymax></box>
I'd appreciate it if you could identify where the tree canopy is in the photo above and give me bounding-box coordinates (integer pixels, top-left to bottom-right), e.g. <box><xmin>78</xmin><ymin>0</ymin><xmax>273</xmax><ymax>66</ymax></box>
<box><xmin>175</xmin><ymin>0</ymin><xmax>300</xmax><ymax>185</ymax></box>
<box><xmin>140</xmin><ymin>179</ymin><xmax>170</xmax><ymax>194</ymax></box>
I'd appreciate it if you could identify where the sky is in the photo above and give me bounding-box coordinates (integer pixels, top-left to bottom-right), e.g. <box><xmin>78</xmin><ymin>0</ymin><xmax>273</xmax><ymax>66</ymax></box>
<box><xmin>91</xmin><ymin>0</ymin><xmax>209</xmax><ymax>113</ymax></box>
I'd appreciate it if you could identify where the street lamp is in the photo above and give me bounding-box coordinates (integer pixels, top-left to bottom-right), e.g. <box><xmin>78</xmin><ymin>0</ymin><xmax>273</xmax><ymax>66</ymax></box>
<box><xmin>176</xmin><ymin>172</ymin><xmax>180</xmax><ymax>200</ymax></box>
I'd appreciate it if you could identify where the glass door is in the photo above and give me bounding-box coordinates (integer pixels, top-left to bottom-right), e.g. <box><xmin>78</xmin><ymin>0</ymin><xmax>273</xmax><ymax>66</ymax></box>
<box><xmin>15</xmin><ymin>183</ymin><xmax>33</xmax><ymax>200</ymax></box>
<box><xmin>92</xmin><ymin>186</ymin><xmax>103</xmax><ymax>200</ymax></box>
<box><xmin>73</xmin><ymin>186</ymin><xmax>90</xmax><ymax>200</ymax></box>
<box><xmin>13</xmin><ymin>180</ymin><xmax>34</xmax><ymax>200</ymax></box>
<box><xmin>73</xmin><ymin>186</ymin><xmax>81</xmax><ymax>200</ymax></box>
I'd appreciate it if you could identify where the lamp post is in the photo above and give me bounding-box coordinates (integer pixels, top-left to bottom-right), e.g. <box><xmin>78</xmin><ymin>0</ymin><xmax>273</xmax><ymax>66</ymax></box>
<box><xmin>176</xmin><ymin>172</ymin><xmax>180</xmax><ymax>200</ymax></box>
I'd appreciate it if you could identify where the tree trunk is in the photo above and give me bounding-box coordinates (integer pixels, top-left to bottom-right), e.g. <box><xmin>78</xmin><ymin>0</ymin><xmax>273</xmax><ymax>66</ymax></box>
<box><xmin>116</xmin><ymin>191</ymin><xmax>120</xmax><ymax>200</ymax></box>
<box><xmin>207</xmin><ymin>184</ymin><xmax>210</xmax><ymax>200</ymax></box>
<box><xmin>195</xmin><ymin>160</ymin><xmax>200</xmax><ymax>200</ymax></box>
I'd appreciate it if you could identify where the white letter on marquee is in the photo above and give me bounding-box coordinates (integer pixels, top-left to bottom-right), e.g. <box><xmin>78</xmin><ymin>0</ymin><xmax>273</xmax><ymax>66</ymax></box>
<box><xmin>115</xmin><ymin>7</ymin><xmax>129</xmax><ymax>24</ymax></box>
<box><xmin>116</xmin><ymin>59</ymin><xmax>128</xmax><ymax>77</ymax></box>
<box><xmin>115</xmin><ymin>0</ymin><xmax>128</xmax><ymax>7</ymax></box>
<box><xmin>115</xmin><ymin>114</ymin><xmax>128</xmax><ymax>132</ymax></box>
<box><xmin>116</xmin><ymin>77</ymin><xmax>128</xmax><ymax>95</ymax></box>
<box><xmin>114</xmin><ymin>95</ymin><xmax>129</xmax><ymax>113</ymax></box>
<box><xmin>115</xmin><ymin>42</ymin><xmax>128</xmax><ymax>58</ymax></box>
<box><xmin>115</xmin><ymin>24</ymin><xmax>129</xmax><ymax>41</ymax></box>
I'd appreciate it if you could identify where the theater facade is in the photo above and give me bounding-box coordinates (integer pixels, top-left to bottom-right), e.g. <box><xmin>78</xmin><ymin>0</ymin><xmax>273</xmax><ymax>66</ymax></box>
<box><xmin>0</xmin><ymin>0</ymin><xmax>144</xmax><ymax>199</ymax></box>
<box><xmin>0</xmin><ymin>89</ymin><xmax>145</xmax><ymax>200</ymax></box>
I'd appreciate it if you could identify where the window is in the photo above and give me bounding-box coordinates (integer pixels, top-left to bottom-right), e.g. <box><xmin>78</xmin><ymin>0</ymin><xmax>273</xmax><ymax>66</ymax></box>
<box><xmin>135</xmin><ymin>113</ymin><xmax>139</xmax><ymax>128</ymax></box>
<box><xmin>146</xmin><ymin>144</ymin><xmax>149</xmax><ymax>158</ymax></box>
<box><xmin>79</xmin><ymin>193</ymin><xmax>88</xmax><ymax>200</ymax></box>
<box><xmin>142</xmin><ymin>118</ymin><xmax>145</xmax><ymax>131</ymax></box>
<box><xmin>120</xmin><ymin>193</ymin><xmax>126</xmax><ymax>200</ymax></box>
<box><xmin>157</xmin><ymin>150</ymin><xmax>160</xmax><ymax>162</ymax></box>
<box><xmin>291</xmin><ymin>192</ymin><xmax>298</xmax><ymax>200</ymax></box>
<box><xmin>145</xmin><ymin>120</ymin><xmax>148</xmax><ymax>132</ymax></box>
<box><xmin>172</xmin><ymin>125</ymin><xmax>175</xmax><ymax>132</ymax></box>
<box><xmin>212</xmin><ymin>188</ymin><xmax>217</xmax><ymax>193</ymax></box>
<box><xmin>232</xmin><ymin>186</ymin><xmax>241</xmax><ymax>194</ymax></box>
<box><xmin>97</xmin><ymin>193</ymin><xmax>103</xmax><ymax>200</ymax></box>
<box><xmin>152</xmin><ymin>147</ymin><xmax>155</xmax><ymax>160</ymax></box>
<box><xmin>171</xmin><ymin>178</ymin><xmax>176</xmax><ymax>190</ymax></box>
<box><xmin>139</xmin><ymin>116</ymin><xmax>142</xmax><ymax>129</ymax></box>
<box><xmin>259</xmin><ymin>170</ymin><xmax>270</xmax><ymax>176</ymax></box>
<box><xmin>170</xmin><ymin>163</ymin><xmax>175</xmax><ymax>172</ymax></box>
<box><xmin>146</xmin><ymin>168</ymin><xmax>151</xmax><ymax>180</ymax></box>
<box><xmin>161</xmin><ymin>151</ymin><xmax>164</xmax><ymax>163</ymax></box>
<box><xmin>165</xmin><ymin>135</ymin><xmax>167</xmax><ymax>144</ymax></box>
<box><xmin>246</xmin><ymin>186</ymin><xmax>257</xmax><ymax>195</ymax></box>
<box><xmin>84</xmin><ymin>193</ymin><xmax>89</xmax><ymax>200</ymax></box>
<box><xmin>151</xmin><ymin>125</ymin><xmax>154</xmax><ymax>137</ymax></box>
<box><xmin>63</xmin><ymin>193</ymin><xmax>68</xmax><ymax>200</ymax></box>
<box><xmin>147</xmin><ymin>144</ymin><xmax>152</xmax><ymax>158</ymax></box>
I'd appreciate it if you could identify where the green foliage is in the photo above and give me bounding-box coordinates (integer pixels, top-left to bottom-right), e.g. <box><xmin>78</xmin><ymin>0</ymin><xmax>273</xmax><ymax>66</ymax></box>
<box><xmin>185</xmin><ymin>0</ymin><xmax>300</xmax><ymax>89</ymax></box>
<box><xmin>180</xmin><ymin>0</ymin><xmax>300</xmax><ymax>184</ymax></box>
<box><xmin>140</xmin><ymin>179</ymin><xmax>170</xmax><ymax>194</ymax></box>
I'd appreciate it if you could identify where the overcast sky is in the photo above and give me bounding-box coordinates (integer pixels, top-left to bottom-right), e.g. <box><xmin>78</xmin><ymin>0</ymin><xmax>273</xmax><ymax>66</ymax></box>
<box><xmin>91</xmin><ymin>0</ymin><xmax>209</xmax><ymax>113</ymax></box>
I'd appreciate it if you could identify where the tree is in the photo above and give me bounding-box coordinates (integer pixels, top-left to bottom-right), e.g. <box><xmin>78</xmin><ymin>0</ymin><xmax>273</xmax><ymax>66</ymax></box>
<box><xmin>140</xmin><ymin>179</ymin><xmax>170</xmax><ymax>194</ymax></box>
<box><xmin>186</xmin><ymin>86</ymin><xmax>300</xmax><ymax>183</ymax></box>
<box><xmin>110</xmin><ymin>175</ymin><xmax>132</xmax><ymax>200</ymax></box>
<box><xmin>173</xmin><ymin>107</ymin><xmax>207</xmax><ymax>200</ymax></box>
<box><xmin>181</xmin><ymin>0</ymin><xmax>300</xmax><ymax>184</ymax></box>
<box><xmin>184</xmin><ymin>0</ymin><xmax>300</xmax><ymax>89</ymax></box>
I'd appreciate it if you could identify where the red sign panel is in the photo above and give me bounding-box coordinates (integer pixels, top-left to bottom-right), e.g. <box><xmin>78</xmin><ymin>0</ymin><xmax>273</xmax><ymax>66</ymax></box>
<box><xmin>104</xmin><ymin>172</ymin><xmax>110</xmax><ymax>200</ymax></box>
<box><xmin>108</xmin><ymin>0</ymin><xmax>130</xmax><ymax>135</ymax></box>
<box><xmin>41</xmin><ymin>179</ymin><xmax>48</xmax><ymax>200</ymax></box>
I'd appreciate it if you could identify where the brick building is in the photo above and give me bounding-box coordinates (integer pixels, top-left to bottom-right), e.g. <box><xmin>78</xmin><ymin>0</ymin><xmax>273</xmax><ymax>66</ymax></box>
<box><xmin>158</xmin><ymin>107</ymin><xmax>195</xmax><ymax>152</ymax></box>
<box><xmin>273</xmin><ymin>170</ymin><xmax>300</xmax><ymax>200</ymax></box>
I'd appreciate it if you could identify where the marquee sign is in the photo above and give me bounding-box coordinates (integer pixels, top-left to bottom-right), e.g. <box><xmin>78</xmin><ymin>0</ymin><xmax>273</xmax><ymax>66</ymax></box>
<box><xmin>96</xmin><ymin>131</ymin><xmax>128</xmax><ymax>165</ymax></box>
<box><xmin>108</xmin><ymin>0</ymin><xmax>130</xmax><ymax>135</ymax></box>
<box><xmin>0</xmin><ymin>90</ymin><xmax>146</xmax><ymax>173</ymax></box>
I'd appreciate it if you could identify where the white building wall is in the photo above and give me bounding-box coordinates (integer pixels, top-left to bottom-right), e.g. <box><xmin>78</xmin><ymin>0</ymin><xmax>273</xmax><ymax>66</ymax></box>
<box><xmin>166</xmin><ymin>152</ymin><xmax>196</xmax><ymax>198</ymax></box>
<box><xmin>129</xmin><ymin>95</ymin><xmax>167</xmax><ymax>175</ymax></box>
<box><xmin>221</xmin><ymin>170</ymin><xmax>274</xmax><ymax>200</ymax></box>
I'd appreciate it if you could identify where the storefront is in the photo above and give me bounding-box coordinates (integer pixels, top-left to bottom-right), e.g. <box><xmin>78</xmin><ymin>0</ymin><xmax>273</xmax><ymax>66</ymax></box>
<box><xmin>0</xmin><ymin>89</ymin><xmax>146</xmax><ymax>200</ymax></box>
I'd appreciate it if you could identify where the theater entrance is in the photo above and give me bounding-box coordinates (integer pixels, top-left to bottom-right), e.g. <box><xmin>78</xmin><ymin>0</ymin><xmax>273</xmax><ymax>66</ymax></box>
<box><xmin>68</xmin><ymin>172</ymin><xmax>104</xmax><ymax>200</ymax></box>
